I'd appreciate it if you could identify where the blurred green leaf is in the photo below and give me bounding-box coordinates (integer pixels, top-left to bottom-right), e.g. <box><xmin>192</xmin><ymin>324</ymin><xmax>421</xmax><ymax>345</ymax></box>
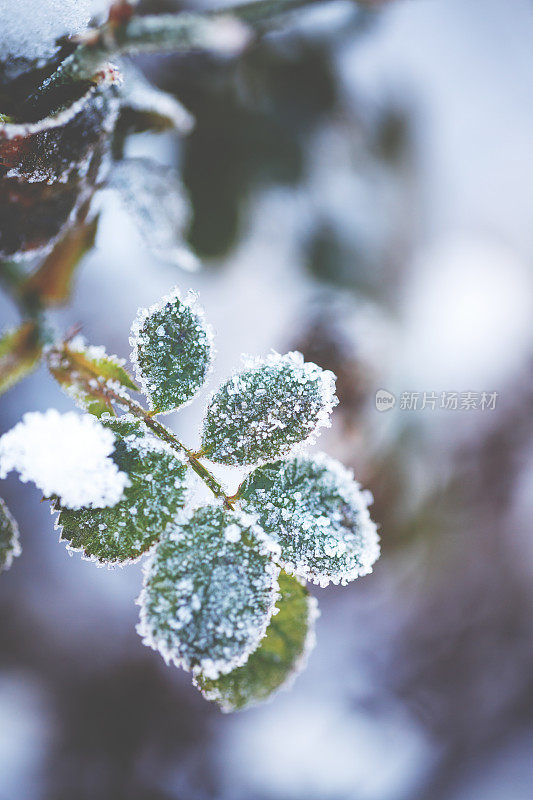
<box><xmin>20</xmin><ymin>214</ymin><xmax>98</xmax><ymax>308</ymax></box>
<box><xmin>0</xmin><ymin>497</ymin><xmax>22</xmax><ymax>574</ymax></box>
<box><xmin>0</xmin><ymin>321</ymin><xmax>42</xmax><ymax>396</ymax></box>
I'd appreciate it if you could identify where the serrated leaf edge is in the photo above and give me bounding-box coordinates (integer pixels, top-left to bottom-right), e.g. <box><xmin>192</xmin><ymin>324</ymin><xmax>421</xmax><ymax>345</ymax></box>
<box><xmin>51</xmin><ymin>416</ymin><xmax>190</xmax><ymax>568</ymax></box>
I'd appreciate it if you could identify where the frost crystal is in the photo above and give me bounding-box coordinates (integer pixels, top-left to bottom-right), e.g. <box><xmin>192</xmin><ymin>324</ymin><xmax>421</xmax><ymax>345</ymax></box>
<box><xmin>56</xmin><ymin>416</ymin><xmax>188</xmax><ymax>564</ymax></box>
<box><xmin>0</xmin><ymin>498</ymin><xmax>21</xmax><ymax>573</ymax></box>
<box><xmin>0</xmin><ymin>0</ymin><xmax>110</xmax><ymax>63</ymax></box>
<box><xmin>0</xmin><ymin>410</ymin><xmax>128</xmax><ymax>510</ymax></box>
<box><xmin>137</xmin><ymin>506</ymin><xmax>279</xmax><ymax>679</ymax></box>
<box><xmin>195</xmin><ymin>571</ymin><xmax>318</xmax><ymax>712</ymax></box>
<box><xmin>201</xmin><ymin>352</ymin><xmax>338</xmax><ymax>466</ymax></box>
<box><xmin>130</xmin><ymin>287</ymin><xmax>215</xmax><ymax>415</ymax></box>
<box><xmin>239</xmin><ymin>454</ymin><xmax>380</xmax><ymax>587</ymax></box>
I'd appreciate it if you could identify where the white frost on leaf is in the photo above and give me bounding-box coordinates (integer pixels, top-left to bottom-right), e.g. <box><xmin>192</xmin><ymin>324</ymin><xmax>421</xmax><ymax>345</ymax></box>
<box><xmin>239</xmin><ymin>453</ymin><xmax>380</xmax><ymax>587</ymax></box>
<box><xmin>0</xmin><ymin>410</ymin><xmax>129</xmax><ymax>509</ymax></box>
<box><xmin>130</xmin><ymin>286</ymin><xmax>215</xmax><ymax>415</ymax></box>
<box><xmin>0</xmin><ymin>0</ymin><xmax>111</xmax><ymax>63</ymax></box>
<box><xmin>201</xmin><ymin>351</ymin><xmax>338</xmax><ymax>466</ymax></box>
<box><xmin>137</xmin><ymin>505</ymin><xmax>279</xmax><ymax>679</ymax></box>
<box><xmin>109</xmin><ymin>158</ymin><xmax>199</xmax><ymax>272</ymax></box>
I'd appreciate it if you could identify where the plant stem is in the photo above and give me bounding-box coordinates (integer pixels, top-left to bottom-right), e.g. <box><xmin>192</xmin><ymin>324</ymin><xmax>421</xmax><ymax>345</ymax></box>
<box><xmin>54</xmin><ymin>343</ymin><xmax>235</xmax><ymax>510</ymax></box>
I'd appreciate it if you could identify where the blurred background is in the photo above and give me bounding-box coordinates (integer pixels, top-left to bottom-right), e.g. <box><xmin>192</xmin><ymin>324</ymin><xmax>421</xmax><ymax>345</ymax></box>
<box><xmin>2</xmin><ymin>0</ymin><xmax>533</xmax><ymax>797</ymax></box>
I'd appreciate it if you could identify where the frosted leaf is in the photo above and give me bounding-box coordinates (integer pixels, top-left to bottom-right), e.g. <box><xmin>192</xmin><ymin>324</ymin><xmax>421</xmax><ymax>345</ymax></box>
<box><xmin>238</xmin><ymin>454</ymin><xmax>380</xmax><ymax>587</ymax></box>
<box><xmin>47</xmin><ymin>337</ymin><xmax>138</xmax><ymax>418</ymax></box>
<box><xmin>0</xmin><ymin>322</ymin><xmax>42</xmax><ymax>397</ymax></box>
<box><xmin>0</xmin><ymin>498</ymin><xmax>21</xmax><ymax>574</ymax></box>
<box><xmin>130</xmin><ymin>287</ymin><xmax>214</xmax><ymax>415</ymax></box>
<box><xmin>0</xmin><ymin>410</ymin><xmax>129</xmax><ymax>510</ymax></box>
<box><xmin>137</xmin><ymin>505</ymin><xmax>279</xmax><ymax>679</ymax></box>
<box><xmin>195</xmin><ymin>571</ymin><xmax>318</xmax><ymax>712</ymax></box>
<box><xmin>201</xmin><ymin>352</ymin><xmax>337</xmax><ymax>466</ymax></box>
<box><xmin>0</xmin><ymin>0</ymin><xmax>110</xmax><ymax>63</ymax></box>
<box><xmin>117</xmin><ymin>61</ymin><xmax>194</xmax><ymax>135</ymax></box>
<box><xmin>56</xmin><ymin>416</ymin><xmax>188</xmax><ymax>565</ymax></box>
<box><xmin>110</xmin><ymin>158</ymin><xmax>198</xmax><ymax>271</ymax></box>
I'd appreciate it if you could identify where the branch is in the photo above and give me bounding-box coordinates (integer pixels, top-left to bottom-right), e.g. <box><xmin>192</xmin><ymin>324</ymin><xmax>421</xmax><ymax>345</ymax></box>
<box><xmin>51</xmin><ymin>341</ymin><xmax>235</xmax><ymax>510</ymax></box>
<box><xmin>22</xmin><ymin>0</ymin><xmax>355</xmax><ymax>115</ymax></box>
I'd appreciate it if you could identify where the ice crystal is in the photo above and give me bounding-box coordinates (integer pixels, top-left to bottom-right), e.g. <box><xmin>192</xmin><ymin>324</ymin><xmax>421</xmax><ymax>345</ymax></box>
<box><xmin>195</xmin><ymin>571</ymin><xmax>318</xmax><ymax>712</ymax></box>
<box><xmin>130</xmin><ymin>287</ymin><xmax>214</xmax><ymax>415</ymax></box>
<box><xmin>0</xmin><ymin>498</ymin><xmax>21</xmax><ymax>573</ymax></box>
<box><xmin>0</xmin><ymin>410</ymin><xmax>128</xmax><ymax>510</ymax></box>
<box><xmin>56</xmin><ymin>416</ymin><xmax>188</xmax><ymax>564</ymax></box>
<box><xmin>239</xmin><ymin>454</ymin><xmax>380</xmax><ymax>587</ymax></box>
<box><xmin>47</xmin><ymin>336</ymin><xmax>138</xmax><ymax>418</ymax></box>
<box><xmin>110</xmin><ymin>158</ymin><xmax>198</xmax><ymax>272</ymax></box>
<box><xmin>201</xmin><ymin>352</ymin><xmax>338</xmax><ymax>466</ymax></box>
<box><xmin>137</xmin><ymin>505</ymin><xmax>279</xmax><ymax>679</ymax></box>
<box><xmin>0</xmin><ymin>0</ymin><xmax>110</xmax><ymax>63</ymax></box>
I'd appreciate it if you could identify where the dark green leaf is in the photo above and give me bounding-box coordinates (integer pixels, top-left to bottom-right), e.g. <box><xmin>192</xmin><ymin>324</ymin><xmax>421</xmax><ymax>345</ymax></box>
<box><xmin>195</xmin><ymin>571</ymin><xmax>317</xmax><ymax>711</ymax></box>
<box><xmin>55</xmin><ymin>417</ymin><xmax>188</xmax><ymax>564</ymax></box>
<box><xmin>201</xmin><ymin>352</ymin><xmax>337</xmax><ymax>466</ymax></box>
<box><xmin>238</xmin><ymin>454</ymin><xmax>380</xmax><ymax>586</ymax></box>
<box><xmin>130</xmin><ymin>288</ymin><xmax>214</xmax><ymax>414</ymax></box>
<box><xmin>137</xmin><ymin>505</ymin><xmax>278</xmax><ymax>678</ymax></box>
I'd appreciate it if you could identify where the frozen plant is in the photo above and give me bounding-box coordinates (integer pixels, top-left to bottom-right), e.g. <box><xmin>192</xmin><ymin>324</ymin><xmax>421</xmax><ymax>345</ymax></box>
<box><xmin>0</xmin><ymin>287</ymin><xmax>380</xmax><ymax>710</ymax></box>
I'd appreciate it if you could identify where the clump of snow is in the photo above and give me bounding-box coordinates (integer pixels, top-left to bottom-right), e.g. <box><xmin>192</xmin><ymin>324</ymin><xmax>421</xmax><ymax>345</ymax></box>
<box><xmin>201</xmin><ymin>351</ymin><xmax>338</xmax><ymax>466</ymax></box>
<box><xmin>0</xmin><ymin>0</ymin><xmax>111</xmax><ymax>63</ymax></box>
<box><xmin>0</xmin><ymin>409</ymin><xmax>129</xmax><ymax>509</ymax></box>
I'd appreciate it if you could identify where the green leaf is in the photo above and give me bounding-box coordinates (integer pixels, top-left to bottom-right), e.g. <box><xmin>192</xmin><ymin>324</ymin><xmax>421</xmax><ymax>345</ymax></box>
<box><xmin>0</xmin><ymin>498</ymin><xmax>21</xmax><ymax>573</ymax></box>
<box><xmin>0</xmin><ymin>322</ymin><xmax>42</xmax><ymax>396</ymax></box>
<box><xmin>55</xmin><ymin>417</ymin><xmax>188</xmax><ymax>564</ymax></box>
<box><xmin>238</xmin><ymin>454</ymin><xmax>380</xmax><ymax>587</ymax></box>
<box><xmin>201</xmin><ymin>352</ymin><xmax>337</xmax><ymax>466</ymax></box>
<box><xmin>48</xmin><ymin>338</ymin><xmax>139</xmax><ymax>418</ymax></box>
<box><xmin>130</xmin><ymin>288</ymin><xmax>214</xmax><ymax>415</ymax></box>
<box><xmin>137</xmin><ymin>505</ymin><xmax>279</xmax><ymax>678</ymax></box>
<box><xmin>195</xmin><ymin>571</ymin><xmax>318</xmax><ymax>712</ymax></box>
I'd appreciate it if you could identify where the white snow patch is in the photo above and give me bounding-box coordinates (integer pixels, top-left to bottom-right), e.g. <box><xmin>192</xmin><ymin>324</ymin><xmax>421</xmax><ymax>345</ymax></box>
<box><xmin>0</xmin><ymin>409</ymin><xmax>129</xmax><ymax>509</ymax></box>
